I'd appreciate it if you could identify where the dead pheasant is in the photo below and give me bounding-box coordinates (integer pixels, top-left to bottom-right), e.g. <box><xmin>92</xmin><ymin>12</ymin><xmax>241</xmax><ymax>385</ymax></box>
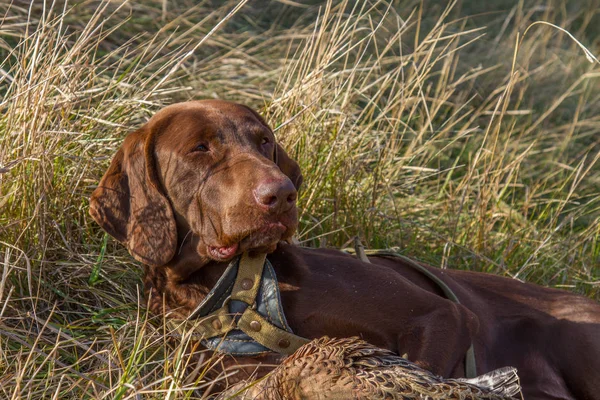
<box><xmin>219</xmin><ymin>336</ymin><xmax>521</xmax><ymax>400</ymax></box>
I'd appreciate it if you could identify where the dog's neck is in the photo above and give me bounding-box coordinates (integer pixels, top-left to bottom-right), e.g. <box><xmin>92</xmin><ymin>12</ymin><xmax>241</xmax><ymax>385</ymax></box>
<box><xmin>159</xmin><ymin>224</ymin><xmax>289</xmax><ymax>317</ymax></box>
<box><xmin>164</xmin><ymin>230</ymin><xmax>224</xmax><ymax>284</ymax></box>
<box><xmin>151</xmin><ymin>234</ymin><xmax>230</xmax><ymax>317</ymax></box>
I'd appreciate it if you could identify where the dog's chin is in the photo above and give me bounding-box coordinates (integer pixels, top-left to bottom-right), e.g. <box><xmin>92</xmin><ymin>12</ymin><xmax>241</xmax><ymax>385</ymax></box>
<box><xmin>204</xmin><ymin>222</ymin><xmax>293</xmax><ymax>262</ymax></box>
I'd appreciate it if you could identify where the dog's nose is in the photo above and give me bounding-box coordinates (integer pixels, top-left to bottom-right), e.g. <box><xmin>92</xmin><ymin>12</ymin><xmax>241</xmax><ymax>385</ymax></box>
<box><xmin>254</xmin><ymin>178</ymin><xmax>297</xmax><ymax>213</ymax></box>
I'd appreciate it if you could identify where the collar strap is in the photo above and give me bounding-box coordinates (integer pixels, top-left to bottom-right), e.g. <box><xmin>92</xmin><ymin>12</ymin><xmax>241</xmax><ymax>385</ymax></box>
<box><xmin>172</xmin><ymin>252</ymin><xmax>309</xmax><ymax>355</ymax></box>
<box><xmin>230</xmin><ymin>252</ymin><xmax>266</xmax><ymax>305</ymax></box>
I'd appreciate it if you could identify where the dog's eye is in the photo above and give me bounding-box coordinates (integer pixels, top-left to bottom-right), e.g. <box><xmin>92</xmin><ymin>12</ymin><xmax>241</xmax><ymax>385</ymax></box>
<box><xmin>261</xmin><ymin>137</ymin><xmax>270</xmax><ymax>145</ymax></box>
<box><xmin>193</xmin><ymin>144</ymin><xmax>209</xmax><ymax>152</ymax></box>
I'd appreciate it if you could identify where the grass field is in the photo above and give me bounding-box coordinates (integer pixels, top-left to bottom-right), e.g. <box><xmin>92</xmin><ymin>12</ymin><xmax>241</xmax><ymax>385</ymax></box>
<box><xmin>0</xmin><ymin>0</ymin><xmax>599</xmax><ymax>398</ymax></box>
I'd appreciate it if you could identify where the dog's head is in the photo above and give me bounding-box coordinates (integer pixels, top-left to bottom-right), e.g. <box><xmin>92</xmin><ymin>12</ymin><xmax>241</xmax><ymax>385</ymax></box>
<box><xmin>90</xmin><ymin>100</ymin><xmax>302</xmax><ymax>267</ymax></box>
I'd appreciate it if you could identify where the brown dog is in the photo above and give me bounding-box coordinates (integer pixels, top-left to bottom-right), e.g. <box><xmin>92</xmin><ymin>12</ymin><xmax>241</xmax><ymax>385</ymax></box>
<box><xmin>90</xmin><ymin>100</ymin><xmax>600</xmax><ymax>399</ymax></box>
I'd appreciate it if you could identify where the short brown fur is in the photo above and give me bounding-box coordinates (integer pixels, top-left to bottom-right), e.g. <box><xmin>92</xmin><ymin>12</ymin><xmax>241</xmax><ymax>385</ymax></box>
<box><xmin>90</xmin><ymin>100</ymin><xmax>600</xmax><ymax>399</ymax></box>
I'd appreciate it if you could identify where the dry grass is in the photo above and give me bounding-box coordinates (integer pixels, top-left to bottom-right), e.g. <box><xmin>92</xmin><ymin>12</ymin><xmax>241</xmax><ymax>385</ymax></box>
<box><xmin>0</xmin><ymin>0</ymin><xmax>598</xmax><ymax>398</ymax></box>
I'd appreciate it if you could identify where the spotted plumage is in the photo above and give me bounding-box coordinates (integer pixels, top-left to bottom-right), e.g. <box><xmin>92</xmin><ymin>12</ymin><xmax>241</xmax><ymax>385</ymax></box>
<box><xmin>219</xmin><ymin>336</ymin><xmax>522</xmax><ymax>400</ymax></box>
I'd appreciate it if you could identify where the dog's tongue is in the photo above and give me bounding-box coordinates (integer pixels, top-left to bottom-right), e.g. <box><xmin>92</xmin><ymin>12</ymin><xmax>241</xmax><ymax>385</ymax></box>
<box><xmin>211</xmin><ymin>243</ymin><xmax>238</xmax><ymax>259</ymax></box>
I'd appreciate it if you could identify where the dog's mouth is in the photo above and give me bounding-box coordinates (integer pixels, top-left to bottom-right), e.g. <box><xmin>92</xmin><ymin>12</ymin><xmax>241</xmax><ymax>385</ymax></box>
<box><xmin>207</xmin><ymin>222</ymin><xmax>288</xmax><ymax>261</ymax></box>
<box><xmin>207</xmin><ymin>243</ymin><xmax>240</xmax><ymax>260</ymax></box>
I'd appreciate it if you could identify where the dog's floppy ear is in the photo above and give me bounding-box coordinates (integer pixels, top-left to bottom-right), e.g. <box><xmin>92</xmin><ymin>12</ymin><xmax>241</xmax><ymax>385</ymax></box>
<box><xmin>275</xmin><ymin>143</ymin><xmax>303</xmax><ymax>191</ymax></box>
<box><xmin>89</xmin><ymin>129</ymin><xmax>177</xmax><ymax>267</ymax></box>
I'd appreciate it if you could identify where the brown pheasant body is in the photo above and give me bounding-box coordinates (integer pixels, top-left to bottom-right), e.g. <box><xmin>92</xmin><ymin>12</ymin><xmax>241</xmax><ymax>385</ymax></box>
<box><xmin>219</xmin><ymin>337</ymin><xmax>521</xmax><ymax>400</ymax></box>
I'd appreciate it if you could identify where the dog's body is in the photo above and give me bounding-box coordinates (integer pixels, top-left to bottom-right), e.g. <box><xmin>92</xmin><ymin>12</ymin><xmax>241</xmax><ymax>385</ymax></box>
<box><xmin>90</xmin><ymin>100</ymin><xmax>600</xmax><ymax>399</ymax></box>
